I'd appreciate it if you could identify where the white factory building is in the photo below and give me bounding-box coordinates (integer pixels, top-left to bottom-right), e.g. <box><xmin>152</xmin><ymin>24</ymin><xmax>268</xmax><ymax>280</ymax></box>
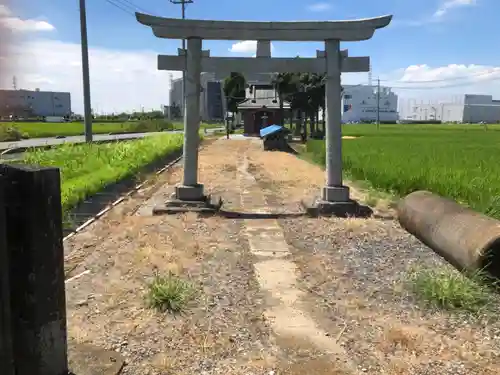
<box><xmin>404</xmin><ymin>94</ymin><xmax>500</xmax><ymax>123</ymax></box>
<box><xmin>0</xmin><ymin>89</ymin><xmax>71</xmax><ymax>117</ymax></box>
<box><xmin>342</xmin><ymin>84</ymin><xmax>399</xmax><ymax>123</ymax></box>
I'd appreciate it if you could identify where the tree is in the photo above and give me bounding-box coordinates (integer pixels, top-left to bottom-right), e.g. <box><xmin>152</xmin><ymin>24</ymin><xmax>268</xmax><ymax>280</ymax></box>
<box><xmin>305</xmin><ymin>73</ymin><xmax>325</xmax><ymax>136</ymax></box>
<box><xmin>223</xmin><ymin>72</ymin><xmax>247</xmax><ymax>117</ymax></box>
<box><xmin>272</xmin><ymin>72</ymin><xmax>296</xmax><ymax>125</ymax></box>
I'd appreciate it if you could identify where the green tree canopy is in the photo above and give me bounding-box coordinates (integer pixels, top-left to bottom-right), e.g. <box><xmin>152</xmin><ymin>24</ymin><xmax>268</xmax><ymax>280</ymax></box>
<box><xmin>223</xmin><ymin>72</ymin><xmax>247</xmax><ymax>114</ymax></box>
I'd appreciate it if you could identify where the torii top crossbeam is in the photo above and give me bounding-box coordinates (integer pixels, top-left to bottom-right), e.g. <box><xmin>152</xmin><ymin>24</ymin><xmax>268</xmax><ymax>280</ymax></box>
<box><xmin>135</xmin><ymin>13</ymin><xmax>392</xmax><ymax>41</ymax></box>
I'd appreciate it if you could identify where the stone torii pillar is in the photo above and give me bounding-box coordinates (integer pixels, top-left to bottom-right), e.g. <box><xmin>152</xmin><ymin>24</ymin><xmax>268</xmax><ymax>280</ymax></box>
<box><xmin>135</xmin><ymin>13</ymin><xmax>392</xmax><ymax>213</ymax></box>
<box><xmin>178</xmin><ymin>37</ymin><xmax>203</xmax><ymax>201</ymax></box>
<box><xmin>324</xmin><ymin>39</ymin><xmax>346</xmax><ymax>202</ymax></box>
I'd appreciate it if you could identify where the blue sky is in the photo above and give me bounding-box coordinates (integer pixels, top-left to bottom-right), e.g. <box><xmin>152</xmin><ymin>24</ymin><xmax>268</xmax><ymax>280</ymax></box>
<box><xmin>2</xmin><ymin>0</ymin><xmax>500</xmax><ymax>114</ymax></box>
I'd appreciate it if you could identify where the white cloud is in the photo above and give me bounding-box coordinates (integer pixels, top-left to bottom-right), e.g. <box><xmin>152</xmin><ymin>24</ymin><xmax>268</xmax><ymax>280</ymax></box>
<box><xmin>307</xmin><ymin>2</ymin><xmax>332</xmax><ymax>12</ymax></box>
<box><xmin>1</xmin><ymin>39</ymin><xmax>181</xmax><ymax>114</ymax></box>
<box><xmin>3</xmin><ymin>33</ymin><xmax>499</xmax><ymax>116</ymax></box>
<box><xmin>393</xmin><ymin>0</ymin><xmax>476</xmax><ymax>27</ymax></box>
<box><xmin>380</xmin><ymin>64</ymin><xmax>500</xmax><ymax>104</ymax></box>
<box><xmin>433</xmin><ymin>0</ymin><xmax>476</xmax><ymax>19</ymax></box>
<box><xmin>0</xmin><ymin>4</ymin><xmax>55</xmax><ymax>32</ymax></box>
<box><xmin>229</xmin><ymin>41</ymin><xmax>257</xmax><ymax>53</ymax></box>
<box><xmin>0</xmin><ymin>4</ymin><xmax>11</xmax><ymax>17</ymax></box>
<box><xmin>228</xmin><ymin>40</ymin><xmax>276</xmax><ymax>54</ymax></box>
<box><xmin>397</xmin><ymin>64</ymin><xmax>499</xmax><ymax>83</ymax></box>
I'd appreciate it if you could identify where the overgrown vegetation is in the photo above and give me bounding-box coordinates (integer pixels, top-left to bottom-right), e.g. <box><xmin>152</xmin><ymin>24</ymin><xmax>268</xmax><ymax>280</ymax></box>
<box><xmin>123</xmin><ymin>119</ymin><xmax>174</xmax><ymax>133</ymax></box>
<box><xmin>408</xmin><ymin>266</ymin><xmax>496</xmax><ymax>313</ymax></box>
<box><xmin>0</xmin><ymin>125</ymin><xmax>28</xmax><ymax>141</ymax></box>
<box><xmin>23</xmin><ymin>133</ymin><xmax>184</xmax><ymax>212</ymax></box>
<box><xmin>0</xmin><ymin>120</ymin><xmax>221</xmax><ymax>141</ymax></box>
<box><xmin>305</xmin><ymin>124</ymin><xmax>500</xmax><ymax>219</ymax></box>
<box><xmin>146</xmin><ymin>272</ymin><xmax>196</xmax><ymax>313</ymax></box>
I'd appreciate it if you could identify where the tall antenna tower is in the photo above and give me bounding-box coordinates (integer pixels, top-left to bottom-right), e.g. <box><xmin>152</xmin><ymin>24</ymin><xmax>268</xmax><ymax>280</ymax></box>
<box><xmin>368</xmin><ymin>64</ymin><xmax>372</xmax><ymax>87</ymax></box>
<box><xmin>169</xmin><ymin>0</ymin><xmax>194</xmax><ymax>119</ymax></box>
<box><xmin>12</xmin><ymin>76</ymin><xmax>17</xmax><ymax>90</ymax></box>
<box><xmin>169</xmin><ymin>73</ymin><xmax>173</xmax><ymax>102</ymax></box>
<box><xmin>168</xmin><ymin>73</ymin><xmax>174</xmax><ymax>119</ymax></box>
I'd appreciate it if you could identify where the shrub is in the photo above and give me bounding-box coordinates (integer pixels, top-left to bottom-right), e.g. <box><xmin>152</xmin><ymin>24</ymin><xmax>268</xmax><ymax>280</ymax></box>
<box><xmin>408</xmin><ymin>266</ymin><xmax>496</xmax><ymax>313</ymax></box>
<box><xmin>0</xmin><ymin>126</ymin><xmax>29</xmax><ymax>141</ymax></box>
<box><xmin>125</xmin><ymin>119</ymin><xmax>174</xmax><ymax>133</ymax></box>
<box><xmin>145</xmin><ymin>272</ymin><xmax>196</xmax><ymax>313</ymax></box>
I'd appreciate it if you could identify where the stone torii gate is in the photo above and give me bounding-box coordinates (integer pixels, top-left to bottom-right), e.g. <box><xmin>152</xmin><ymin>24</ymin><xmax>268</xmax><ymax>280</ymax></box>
<box><xmin>135</xmin><ymin>13</ymin><xmax>392</xmax><ymax>213</ymax></box>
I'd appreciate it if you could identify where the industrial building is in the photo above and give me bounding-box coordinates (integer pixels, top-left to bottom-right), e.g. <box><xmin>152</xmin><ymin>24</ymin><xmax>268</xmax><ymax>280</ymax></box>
<box><xmin>170</xmin><ymin>76</ymin><xmax>400</xmax><ymax>124</ymax></box>
<box><xmin>0</xmin><ymin>89</ymin><xmax>71</xmax><ymax>118</ymax></box>
<box><xmin>342</xmin><ymin>84</ymin><xmax>399</xmax><ymax>123</ymax></box>
<box><xmin>169</xmin><ymin>73</ymin><xmax>224</xmax><ymax>121</ymax></box>
<box><xmin>169</xmin><ymin>72</ymin><xmax>274</xmax><ymax>121</ymax></box>
<box><xmin>405</xmin><ymin>94</ymin><xmax>500</xmax><ymax>123</ymax></box>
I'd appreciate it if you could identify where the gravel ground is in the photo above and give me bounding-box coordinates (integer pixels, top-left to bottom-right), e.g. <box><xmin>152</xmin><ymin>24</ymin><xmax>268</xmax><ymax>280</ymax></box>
<box><xmin>245</xmin><ymin>145</ymin><xmax>500</xmax><ymax>375</ymax></box>
<box><xmin>63</xmin><ymin>138</ymin><xmax>500</xmax><ymax>375</ymax></box>
<box><xmin>64</xmin><ymin>140</ymin><xmax>280</xmax><ymax>375</ymax></box>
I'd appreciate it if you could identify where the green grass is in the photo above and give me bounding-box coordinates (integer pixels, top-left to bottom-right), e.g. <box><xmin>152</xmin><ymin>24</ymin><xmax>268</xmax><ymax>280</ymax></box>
<box><xmin>23</xmin><ymin>133</ymin><xmax>184</xmax><ymax>212</ymax></box>
<box><xmin>2</xmin><ymin>121</ymin><xmax>132</xmax><ymax>138</ymax></box>
<box><xmin>305</xmin><ymin>123</ymin><xmax>500</xmax><ymax>219</ymax></box>
<box><xmin>408</xmin><ymin>266</ymin><xmax>496</xmax><ymax>312</ymax></box>
<box><xmin>145</xmin><ymin>272</ymin><xmax>196</xmax><ymax>313</ymax></box>
<box><xmin>0</xmin><ymin>120</ymin><xmax>223</xmax><ymax>140</ymax></box>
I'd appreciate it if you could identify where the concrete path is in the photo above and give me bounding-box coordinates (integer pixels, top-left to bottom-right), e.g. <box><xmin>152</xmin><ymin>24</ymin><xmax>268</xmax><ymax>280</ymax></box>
<box><xmin>237</xmin><ymin>149</ymin><xmax>359</xmax><ymax>374</ymax></box>
<box><xmin>0</xmin><ymin>127</ymin><xmax>225</xmax><ymax>151</ymax></box>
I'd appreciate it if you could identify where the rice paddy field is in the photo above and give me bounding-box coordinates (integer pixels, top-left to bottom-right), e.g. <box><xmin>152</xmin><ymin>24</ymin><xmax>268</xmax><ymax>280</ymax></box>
<box><xmin>306</xmin><ymin>124</ymin><xmax>500</xmax><ymax>218</ymax></box>
<box><xmin>0</xmin><ymin>121</ymin><xmax>222</xmax><ymax>140</ymax></box>
<box><xmin>22</xmin><ymin>133</ymin><xmax>184</xmax><ymax>212</ymax></box>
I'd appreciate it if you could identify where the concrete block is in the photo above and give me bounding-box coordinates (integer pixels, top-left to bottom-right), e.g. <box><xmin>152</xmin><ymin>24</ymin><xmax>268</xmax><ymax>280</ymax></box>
<box><xmin>301</xmin><ymin>197</ymin><xmax>373</xmax><ymax>218</ymax></box>
<box><xmin>175</xmin><ymin>184</ymin><xmax>205</xmax><ymax>201</ymax></box>
<box><xmin>321</xmin><ymin>185</ymin><xmax>350</xmax><ymax>202</ymax></box>
<box><xmin>152</xmin><ymin>194</ymin><xmax>223</xmax><ymax>215</ymax></box>
<box><xmin>177</xmin><ymin>48</ymin><xmax>210</xmax><ymax>57</ymax></box>
<box><xmin>68</xmin><ymin>343</ymin><xmax>125</xmax><ymax>375</ymax></box>
<box><xmin>316</xmin><ymin>49</ymin><xmax>348</xmax><ymax>58</ymax></box>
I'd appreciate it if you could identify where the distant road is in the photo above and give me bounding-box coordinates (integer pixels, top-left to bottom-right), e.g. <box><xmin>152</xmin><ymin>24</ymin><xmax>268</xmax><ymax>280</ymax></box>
<box><xmin>0</xmin><ymin>127</ymin><xmax>225</xmax><ymax>151</ymax></box>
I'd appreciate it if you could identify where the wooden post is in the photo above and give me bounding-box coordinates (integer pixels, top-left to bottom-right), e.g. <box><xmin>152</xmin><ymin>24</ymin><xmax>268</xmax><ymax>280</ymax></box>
<box><xmin>0</xmin><ymin>175</ymin><xmax>15</xmax><ymax>375</ymax></box>
<box><xmin>1</xmin><ymin>164</ymin><xmax>68</xmax><ymax>375</ymax></box>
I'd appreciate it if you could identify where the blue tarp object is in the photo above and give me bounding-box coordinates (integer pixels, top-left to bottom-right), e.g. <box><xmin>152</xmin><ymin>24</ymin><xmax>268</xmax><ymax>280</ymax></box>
<box><xmin>260</xmin><ymin>124</ymin><xmax>285</xmax><ymax>138</ymax></box>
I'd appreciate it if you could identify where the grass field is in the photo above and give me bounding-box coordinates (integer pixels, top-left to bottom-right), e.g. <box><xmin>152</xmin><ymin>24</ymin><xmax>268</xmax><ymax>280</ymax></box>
<box><xmin>0</xmin><ymin>120</ymin><xmax>223</xmax><ymax>141</ymax></box>
<box><xmin>23</xmin><ymin>133</ymin><xmax>184</xmax><ymax>212</ymax></box>
<box><xmin>306</xmin><ymin>123</ymin><xmax>500</xmax><ymax>218</ymax></box>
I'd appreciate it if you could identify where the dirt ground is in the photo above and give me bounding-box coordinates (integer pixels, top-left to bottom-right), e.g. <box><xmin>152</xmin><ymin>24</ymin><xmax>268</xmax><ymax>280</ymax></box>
<box><xmin>64</xmin><ymin>138</ymin><xmax>500</xmax><ymax>375</ymax></box>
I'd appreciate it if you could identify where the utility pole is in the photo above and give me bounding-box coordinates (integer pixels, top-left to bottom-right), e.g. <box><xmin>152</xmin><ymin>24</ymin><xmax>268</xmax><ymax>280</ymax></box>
<box><xmin>376</xmin><ymin>77</ymin><xmax>380</xmax><ymax>130</ymax></box>
<box><xmin>79</xmin><ymin>0</ymin><xmax>93</xmax><ymax>142</ymax></box>
<box><xmin>169</xmin><ymin>0</ymin><xmax>193</xmax><ymax>120</ymax></box>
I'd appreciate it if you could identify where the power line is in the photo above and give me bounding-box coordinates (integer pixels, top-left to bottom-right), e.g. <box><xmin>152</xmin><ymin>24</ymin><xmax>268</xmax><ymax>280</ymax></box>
<box><xmin>116</xmin><ymin>0</ymin><xmax>150</xmax><ymax>13</ymax></box>
<box><xmin>101</xmin><ymin>0</ymin><xmax>147</xmax><ymax>16</ymax></box>
<box><xmin>102</xmin><ymin>0</ymin><xmax>134</xmax><ymax>15</ymax></box>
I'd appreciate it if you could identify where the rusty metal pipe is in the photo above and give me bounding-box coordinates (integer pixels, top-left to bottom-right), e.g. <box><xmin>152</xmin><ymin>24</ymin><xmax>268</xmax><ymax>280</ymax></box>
<box><xmin>397</xmin><ymin>190</ymin><xmax>500</xmax><ymax>277</ymax></box>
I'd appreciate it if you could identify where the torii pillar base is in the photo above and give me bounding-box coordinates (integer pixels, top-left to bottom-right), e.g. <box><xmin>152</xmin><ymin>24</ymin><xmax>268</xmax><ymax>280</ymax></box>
<box><xmin>301</xmin><ymin>186</ymin><xmax>373</xmax><ymax>218</ymax></box>
<box><xmin>175</xmin><ymin>184</ymin><xmax>206</xmax><ymax>201</ymax></box>
<box><xmin>152</xmin><ymin>185</ymin><xmax>223</xmax><ymax>215</ymax></box>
